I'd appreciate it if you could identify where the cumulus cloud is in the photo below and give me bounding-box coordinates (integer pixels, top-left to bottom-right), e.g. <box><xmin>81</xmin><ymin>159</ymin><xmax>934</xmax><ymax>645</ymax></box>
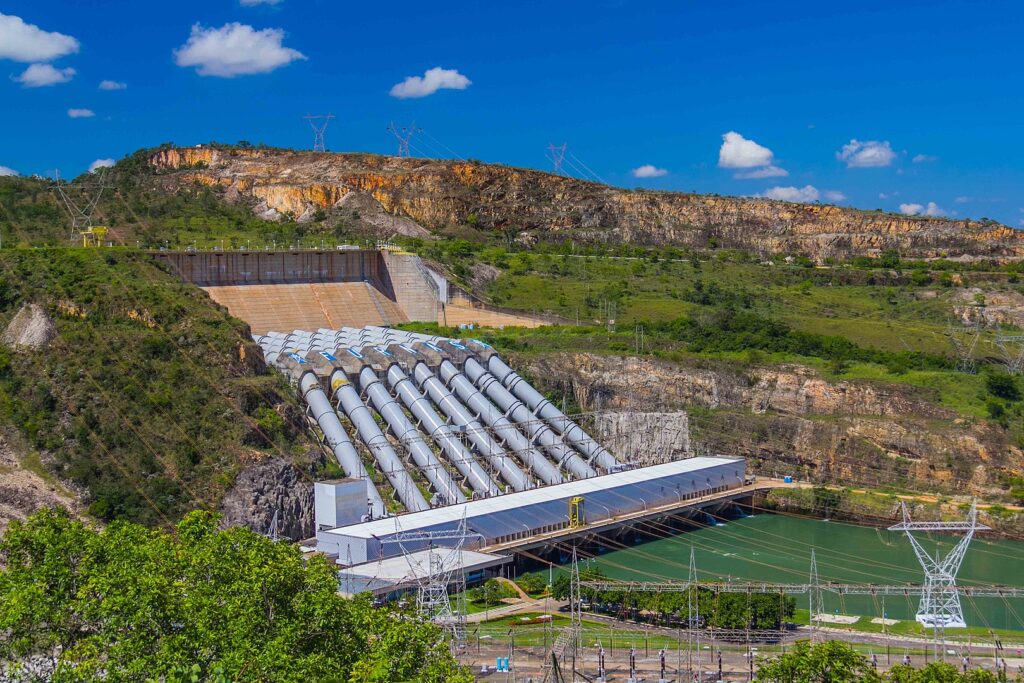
<box><xmin>0</xmin><ymin>166</ymin><xmax>17</xmax><ymax>177</ymax></box>
<box><xmin>389</xmin><ymin>67</ymin><xmax>471</xmax><ymax>99</ymax></box>
<box><xmin>837</xmin><ymin>139</ymin><xmax>896</xmax><ymax>168</ymax></box>
<box><xmin>89</xmin><ymin>158</ymin><xmax>114</xmax><ymax>172</ymax></box>
<box><xmin>0</xmin><ymin>12</ymin><xmax>79</xmax><ymax>63</ymax></box>
<box><xmin>823</xmin><ymin>190</ymin><xmax>847</xmax><ymax>202</ymax></box>
<box><xmin>763</xmin><ymin>185</ymin><xmax>820</xmax><ymax>202</ymax></box>
<box><xmin>13</xmin><ymin>63</ymin><xmax>75</xmax><ymax>87</ymax></box>
<box><xmin>734</xmin><ymin>165</ymin><xmax>788</xmax><ymax>179</ymax></box>
<box><xmin>900</xmin><ymin>201</ymin><xmax>944</xmax><ymax>217</ymax></box>
<box><xmin>718</xmin><ymin>131</ymin><xmax>775</xmax><ymax>169</ymax></box>
<box><xmin>631</xmin><ymin>164</ymin><xmax>668</xmax><ymax>178</ymax></box>
<box><xmin>912</xmin><ymin>154</ymin><xmax>937</xmax><ymax>164</ymax></box>
<box><xmin>67</xmin><ymin>108</ymin><xmax>94</xmax><ymax>118</ymax></box>
<box><xmin>99</xmin><ymin>79</ymin><xmax>126</xmax><ymax>90</ymax></box>
<box><xmin>174</xmin><ymin>23</ymin><xmax>306</xmax><ymax>77</ymax></box>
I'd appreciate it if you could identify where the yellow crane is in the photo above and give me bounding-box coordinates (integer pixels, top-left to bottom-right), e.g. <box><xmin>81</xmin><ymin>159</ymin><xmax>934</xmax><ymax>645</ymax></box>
<box><xmin>568</xmin><ymin>496</ymin><xmax>585</xmax><ymax>528</ymax></box>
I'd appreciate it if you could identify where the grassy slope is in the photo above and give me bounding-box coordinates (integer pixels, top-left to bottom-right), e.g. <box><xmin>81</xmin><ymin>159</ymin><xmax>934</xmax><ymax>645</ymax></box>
<box><xmin>0</xmin><ymin>249</ymin><xmax>314</xmax><ymax>526</ymax></box>
<box><xmin>423</xmin><ymin>252</ymin><xmax>1011</xmax><ymax>421</ymax></box>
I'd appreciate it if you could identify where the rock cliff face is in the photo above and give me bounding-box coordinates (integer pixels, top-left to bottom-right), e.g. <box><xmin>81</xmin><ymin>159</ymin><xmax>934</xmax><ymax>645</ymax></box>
<box><xmin>516</xmin><ymin>352</ymin><xmax>1023</xmax><ymax>497</ymax></box>
<box><xmin>218</xmin><ymin>455</ymin><xmax>317</xmax><ymax>541</ymax></box>
<box><xmin>149</xmin><ymin>146</ymin><xmax>1024</xmax><ymax>260</ymax></box>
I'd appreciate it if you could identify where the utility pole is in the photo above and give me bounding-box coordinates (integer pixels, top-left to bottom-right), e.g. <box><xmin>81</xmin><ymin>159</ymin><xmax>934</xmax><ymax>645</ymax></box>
<box><xmin>305</xmin><ymin>114</ymin><xmax>335</xmax><ymax>152</ymax></box>
<box><xmin>387</xmin><ymin>121</ymin><xmax>421</xmax><ymax>157</ymax></box>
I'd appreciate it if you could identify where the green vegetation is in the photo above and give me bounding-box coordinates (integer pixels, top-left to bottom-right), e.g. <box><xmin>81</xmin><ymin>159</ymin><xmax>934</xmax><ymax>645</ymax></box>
<box><xmin>0</xmin><ymin>249</ymin><xmax>312</xmax><ymax>525</ymax></box>
<box><xmin>467</xmin><ymin>578</ymin><xmax>517</xmax><ymax>607</ymax></box>
<box><xmin>548</xmin><ymin>567</ymin><xmax>795</xmax><ymax>630</ymax></box>
<box><xmin>754</xmin><ymin>641</ymin><xmax>999</xmax><ymax>682</ymax></box>
<box><xmin>0</xmin><ymin>508</ymin><xmax>471</xmax><ymax>682</ymax></box>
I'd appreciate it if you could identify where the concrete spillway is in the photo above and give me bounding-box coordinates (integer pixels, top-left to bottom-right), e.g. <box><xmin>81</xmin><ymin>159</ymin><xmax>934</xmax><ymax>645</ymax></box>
<box><xmin>256</xmin><ymin>326</ymin><xmax>624</xmax><ymax>516</ymax></box>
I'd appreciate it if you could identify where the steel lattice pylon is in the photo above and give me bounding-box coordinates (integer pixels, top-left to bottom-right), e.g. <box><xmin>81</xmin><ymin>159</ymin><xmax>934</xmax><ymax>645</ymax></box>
<box><xmin>888</xmin><ymin>500</ymin><xmax>989</xmax><ymax>631</ymax></box>
<box><xmin>383</xmin><ymin>514</ymin><xmax>478</xmax><ymax>642</ymax></box>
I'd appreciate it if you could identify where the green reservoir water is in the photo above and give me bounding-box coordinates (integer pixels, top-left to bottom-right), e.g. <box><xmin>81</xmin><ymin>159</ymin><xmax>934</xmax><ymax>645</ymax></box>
<box><xmin>558</xmin><ymin>513</ymin><xmax>1024</xmax><ymax>631</ymax></box>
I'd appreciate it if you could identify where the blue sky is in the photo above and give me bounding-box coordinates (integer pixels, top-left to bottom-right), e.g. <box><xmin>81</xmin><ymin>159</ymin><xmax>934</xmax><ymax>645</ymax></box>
<box><xmin>2</xmin><ymin>0</ymin><xmax>1023</xmax><ymax>226</ymax></box>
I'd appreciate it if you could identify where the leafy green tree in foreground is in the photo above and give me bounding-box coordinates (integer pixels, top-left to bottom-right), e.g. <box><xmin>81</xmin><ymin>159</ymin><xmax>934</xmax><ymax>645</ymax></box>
<box><xmin>755</xmin><ymin>641</ymin><xmax>1002</xmax><ymax>683</ymax></box>
<box><xmin>0</xmin><ymin>508</ymin><xmax>472</xmax><ymax>682</ymax></box>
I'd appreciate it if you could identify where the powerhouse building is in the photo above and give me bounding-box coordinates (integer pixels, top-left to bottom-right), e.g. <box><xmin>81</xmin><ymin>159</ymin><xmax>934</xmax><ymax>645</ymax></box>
<box><xmin>317</xmin><ymin>456</ymin><xmax>746</xmax><ymax>565</ymax></box>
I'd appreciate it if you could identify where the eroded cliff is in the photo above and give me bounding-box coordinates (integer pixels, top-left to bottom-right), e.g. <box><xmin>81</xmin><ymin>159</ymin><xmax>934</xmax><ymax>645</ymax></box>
<box><xmin>516</xmin><ymin>352</ymin><xmax>1024</xmax><ymax>498</ymax></box>
<box><xmin>149</xmin><ymin>146</ymin><xmax>1024</xmax><ymax>260</ymax></box>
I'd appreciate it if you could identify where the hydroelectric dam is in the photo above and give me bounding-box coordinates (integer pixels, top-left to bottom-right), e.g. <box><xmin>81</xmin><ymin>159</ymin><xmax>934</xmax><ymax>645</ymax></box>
<box><xmin>255</xmin><ymin>324</ymin><xmax>760</xmax><ymax>595</ymax></box>
<box><xmin>165</xmin><ymin>246</ymin><xmax>771</xmax><ymax>597</ymax></box>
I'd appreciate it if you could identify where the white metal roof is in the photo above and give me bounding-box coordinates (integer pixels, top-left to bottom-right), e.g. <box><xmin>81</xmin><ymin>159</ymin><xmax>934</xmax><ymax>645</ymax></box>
<box><xmin>337</xmin><ymin>549</ymin><xmax>511</xmax><ymax>595</ymax></box>
<box><xmin>322</xmin><ymin>456</ymin><xmax>742</xmax><ymax>540</ymax></box>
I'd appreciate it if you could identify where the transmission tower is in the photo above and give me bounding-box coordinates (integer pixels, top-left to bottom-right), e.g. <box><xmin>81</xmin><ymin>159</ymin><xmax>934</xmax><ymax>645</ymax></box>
<box><xmin>305</xmin><ymin>114</ymin><xmax>335</xmax><ymax>152</ymax></box>
<box><xmin>543</xmin><ymin>546</ymin><xmax>581</xmax><ymax>682</ymax></box>
<box><xmin>808</xmin><ymin>549</ymin><xmax>823</xmax><ymax>642</ymax></box>
<box><xmin>946</xmin><ymin>321</ymin><xmax>983</xmax><ymax>374</ymax></box>
<box><xmin>889</xmin><ymin>500</ymin><xmax>989</xmax><ymax>658</ymax></box>
<box><xmin>384</xmin><ymin>514</ymin><xmax>477</xmax><ymax>642</ymax></box>
<box><xmin>387</xmin><ymin>121</ymin><xmax>421</xmax><ymax>157</ymax></box>
<box><xmin>546</xmin><ymin>143</ymin><xmax>567</xmax><ymax>175</ymax></box>
<box><xmin>994</xmin><ymin>333</ymin><xmax>1024</xmax><ymax>375</ymax></box>
<box><xmin>687</xmin><ymin>546</ymin><xmax>700</xmax><ymax>679</ymax></box>
<box><xmin>50</xmin><ymin>169</ymin><xmax>109</xmax><ymax>244</ymax></box>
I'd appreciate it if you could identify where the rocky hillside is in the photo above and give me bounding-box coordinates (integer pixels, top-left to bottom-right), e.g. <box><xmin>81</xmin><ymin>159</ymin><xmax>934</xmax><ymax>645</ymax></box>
<box><xmin>149</xmin><ymin>146</ymin><xmax>1024</xmax><ymax>261</ymax></box>
<box><xmin>517</xmin><ymin>352</ymin><xmax>1024</xmax><ymax>501</ymax></box>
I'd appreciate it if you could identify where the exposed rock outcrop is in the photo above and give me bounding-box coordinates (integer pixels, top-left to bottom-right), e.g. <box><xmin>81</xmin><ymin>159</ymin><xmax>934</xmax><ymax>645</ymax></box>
<box><xmin>218</xmin><ymin>455</ymin><xmax>315</xmax><ymax>541</ymax></box>
<box><xmin>2</xmin><ymin>304</ymin><xmax>56</xmax><ymax>349</ymax></box>
<box><xmin>0</xmin><ymin>433</ymin><xmax>79</xmax><ymax>535</ymax></box>
<box><xmin>149</xmin><ymin>146</ymin><xmax>1024</xmax><ymax>261</ymax></box>
<box><xmin>516</xmin><ymin>352</ymin><xmax>1023</xmax><ymax>497</ymax></box>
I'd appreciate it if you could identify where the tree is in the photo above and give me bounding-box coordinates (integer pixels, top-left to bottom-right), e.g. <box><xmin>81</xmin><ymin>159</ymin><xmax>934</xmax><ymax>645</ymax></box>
<box><xmin>754</xmin><ymin>641</ymin><xmax>881</xmax><ymax>682</ymax></box>
<box><xmin>886</xmin><ymin>662</ymin><xmax>997</xmax><ymax>682</ymax></box>
<box><xmin>0</xmin><ymin>508</ymin><xmax>472</xmax><ymax>682</ymax></box>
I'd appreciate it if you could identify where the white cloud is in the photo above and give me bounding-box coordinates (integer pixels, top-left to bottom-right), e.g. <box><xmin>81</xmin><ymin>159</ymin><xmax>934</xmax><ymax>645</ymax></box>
<box><xmin>763</xmin><ymin>185</ymin><xmax>820</xmax><ymax>202</ymax></box>
<box><xmin>734</xmin><ymin>165</ymin><xmax>788</xmax><ymax>179</ymax></box>
<box><xmin>823</xmin><ymin>190</ymin><xmax>847</xmax><ymax>202</ymax></box>
<box><xmin>0</xmin><ymin>166</ymin><xmax>17</xmax><ymax>177</ymax></box>
<box><xmin>912</xmin><ymin>154</ymin><xmax>937</xmax><ymax>164</ymax></box>
<box><xmin>389</xmin><ymin>66</ymin><xmax>471</xmax><ymax>99</ymax></box>
<box><xmin>174</xmin><ymin>23</ymin><xmax>306</xmax><ymax>77</ymax></box>
<box><xmin>954</xmin><ymin>196</ymin><xmax>972</xmax><ymax>204</ymax></box>
<box><xmin>718</xmin><ymin>131</ymin><xmax>775</xmax><ymax>169</ymax></box>
<box><xmin>67</xmin><ymin>108</ymin><xmax>95</xmax><ymax>118</ymax></box>
<box><xmin>13</xmin><ymin>63</ymin><xmax>75</xmax><ymax>87</ymax></box>
<box><xmin>0</xmin><ymin>13</ymin><xmax>79</xmax><ymax>63</ymax></box>
<box><xmin>900</xmin><ymin>201</ymin><xmax>944</xmax><ymax>217</ymax></box>
<box><xmin>837</xmin><ymin>139</ymin><xmax>896</xmax><ymax>168</ymax></box>
<box><xmin>98</xmin><ymin>79</ymin><xmax>126</xmax><ymax>90</ymax></box>
<box><xmin>89</xmin><ymin>158</ymin><xmax>114</xmax><ymax>172</ymax></box>
<box><xmin>631</xmin><ymin>164</ymin><xmax>668</xmax><ymax>178</ymax></box>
